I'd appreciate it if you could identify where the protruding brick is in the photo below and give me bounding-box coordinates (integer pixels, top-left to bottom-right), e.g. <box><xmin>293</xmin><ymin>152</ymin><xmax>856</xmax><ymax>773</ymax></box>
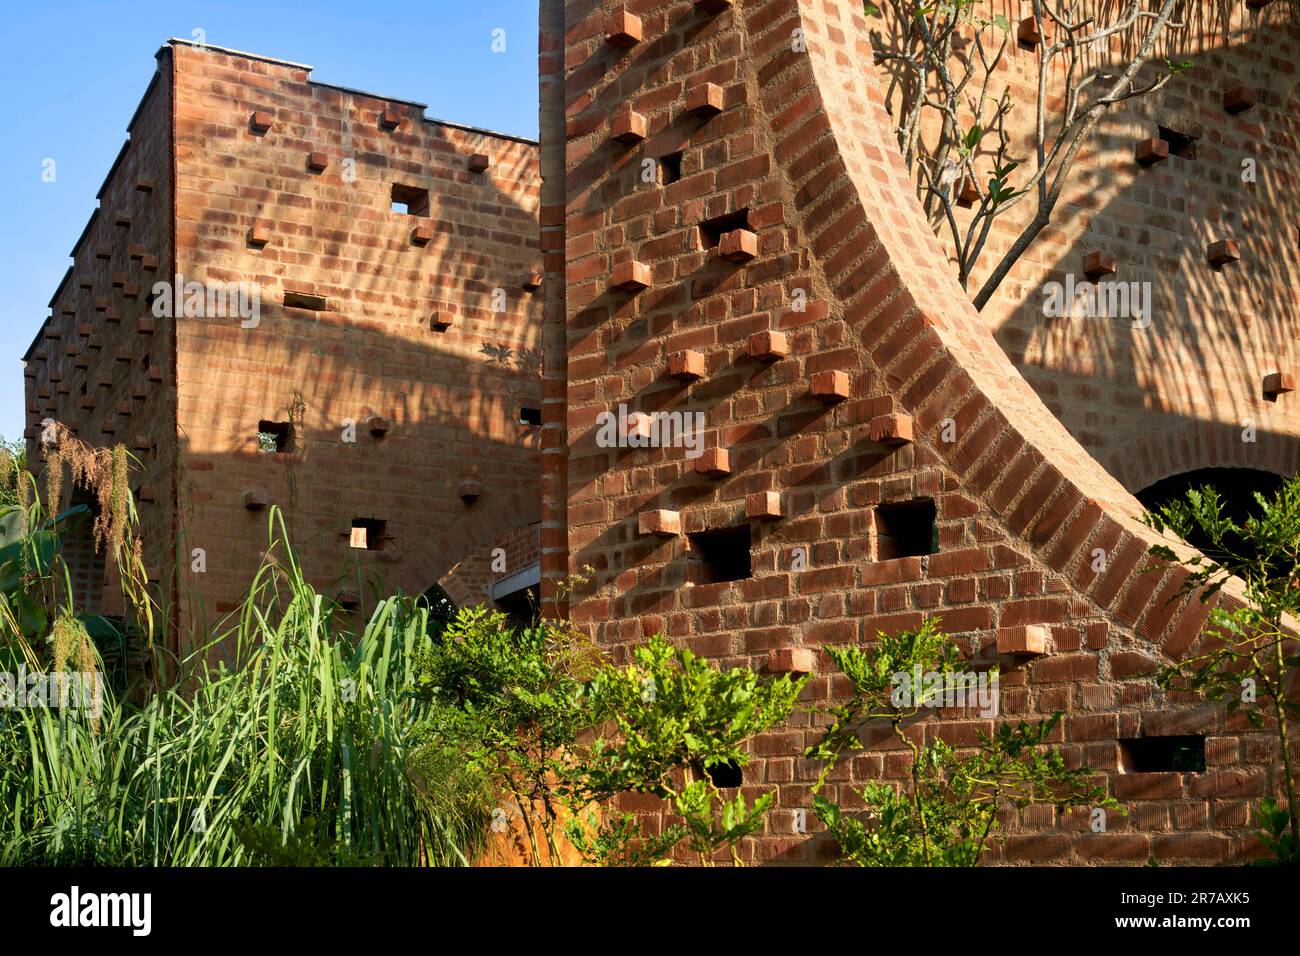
<box><xmin>611</xmin><ymin>259</ymin><xmax>651</xmax><ymax>293</ymax></box>
<box><xmin>718</xmin><ymin>228</ymin><xmax>758</xmax><ymax>262</ymax></box>
<box><xmin>604</xmin><ymin>9</ymin><xmax>643</xmax><ymax>47</ymax></box>
<box><xmin>637</xmin><ymin>509</ymin><xmax>681</xmax><ymax>537</ymax></box>
<box><xmin>142</xmin><ymin>254</ymin><xmax>159</xmax><ymax>271</ymax></box>
<box><xmin>1207</xmin><ymin>239</ymin><xmax>1240</xmax><ymax>267</ymax></box>
<box><xmin>114</xmin><ymin>346</ymin><xmax>132</xmax><ymax>363</ymax></box>
<box><xmin>1223</xmin><ymin>84</ymin><xmax>1256</xmax><ymax>114</ymax></box>
<box><xmin>147</xmin><ymin>365</ymin><xmax>162</xmax><ymax>383</ymax></box>
<box><xmin>136</xmin><ymin>177</ymin><xmax>154</xmax><ymax>193</ymax></box>
<box><xmin>131</xmin><ymin>435</ymin><xmax>151</xmax><ymax>451</ymax></box>
<box><xmin>379</xmin><ymin>108</ymin><xmax>401</xmax><ymax>130</ymax></box>
<box><xmin>684</xmin><ymin>82</ymin><xmax>724</xmax><ymax>118</ymax></box>
<box><xmin>250</xmin><ymin>110</ymin><xmax>273</xmax><ymax>133</ymax></box>
<box><xmin>1263</xmin><ymin>372</ymin><xmax>1295</xmax><ymax>398</ymax></box>
<box><xmin>668</xmin><ymin>349</ymin><xmax>706</xmax><ymax>381</ymax></box>
<box><xmin>523</xmin><ymin>272</ymin><xmax>543</xmax><ymax>291</ymax></box>
<box><xmin>111</xmin><ymin>271</ymin><xmax>127</xmax><ymax>288</ymax></box>
<box><xmin>367</xmin><ymin>415</ymin><xmax>391</xmax><ymax>435</ymax></box>
<box><xmin>768</xmin><ymin>647</ymin><xmax>815</xmax><ymax>675</ymax></box>
<box><xmin>694</xmin><ymin>0</ymin><xmax>733</xmax><ymax>12</ymax></box>
<box><xmin>997</xmin><ymin>625</ymin><xmax>1051</xmax><ymax>656</ymax></box>
<box><xmin>247</xmin><ymin>222</ymin><xmax>271</xmax><ymax>247</ymax></box>
<box><xmin>137</xmin><ymin>485</ymin><xmax>156</xmax><ymax>503</ymax></box>
<box><xmin>307</xmin><ymin>151</ymin><xmax>330</xmax><ymax>171</ymax></box>
<box><xmin>1082</xmin><ymin>250</ymin><xmax>1117</xmax><ymax>279</ymax></box>
<box><xmin>243</xmin><ymin>487</ymin><xmax>270</xmax><ymax>510</ymax></box>
<box><xmin>694</xmin><ymin>448</ymin><xmax>731</xmax><ymax>478</ymax></box>
<box><xmin>138</xmin><ymin>317</ymin><xmax>156</xmax><ymax>335</ymax></box>
<box><xmin>114</xmin><ymin>210</ymin><xmax>132</xmax><ymax>227</ymax></box>
<box><xmin>746</xmin><ymin>491</ymin><xmax>782</xmax><ymax>520</ymax></box>
<box><xmin>809</xmin><ymin>370</ymin><xmax>850</xmax><ymax>403</ymax></box>
<box><xmin>1016</xmin><ymin>17</ymin><xmax>1041</xmax><ymax>47</ymax></box>
<box><xmin>411</xmin><ymin>223</ymin><xmax>434</xmax><ymax>246</ymax></box>
<box><xmin>868</xmin><ymin>413</ymin><xmax>914</xmax><ymax>447</ymax></box>
<box><xmin>748</xmin><ymin>330</ymin><xmax>788</xmax><ymax>362</ymax></box>
<box><xmin>611</xmin><ymin>106</ymin><xmax>647</xmax><ymax>144</ymax></box>
<box><xmin>468</xmin><ymin>153</ymin><xmax>491</xmax><ymax>173</ymax></box>
<box><xmin>1135</xmin><ymin>137</ymin><xmax>1169</xmax><ymax>165</ymax></box>
<box><xmin>430</xmin><ymin>312</ymin><xmax>453</xmax><ymax>332</ymax></box>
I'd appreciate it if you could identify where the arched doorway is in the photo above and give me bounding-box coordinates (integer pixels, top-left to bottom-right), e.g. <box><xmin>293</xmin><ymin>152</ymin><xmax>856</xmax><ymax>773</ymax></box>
<box><xmin>1135</xmin><ymin>467</ymin><xmax>1285</xmax><ymax>556</ymax></box>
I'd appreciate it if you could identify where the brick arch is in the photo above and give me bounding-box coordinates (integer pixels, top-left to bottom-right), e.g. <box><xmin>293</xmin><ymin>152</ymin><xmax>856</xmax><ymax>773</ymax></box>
<box><xmin>1104</xmin><ymin>419</ymin><xmax>1300</xmax><ymax>495</ymax></box>
<box><xmin>551</xmin><ymin>0</ymin><xmax>1294</xmax><ymax>863</ymax></box>
<box><xmin>780</xmin><ymin>0</ymin><xmax>1254</xmax><ymax>661</ymax></box>
<box><xmin>405</xmin><ymin>487</ymin><xmax>540</xmax><ymax>610</ymax></box>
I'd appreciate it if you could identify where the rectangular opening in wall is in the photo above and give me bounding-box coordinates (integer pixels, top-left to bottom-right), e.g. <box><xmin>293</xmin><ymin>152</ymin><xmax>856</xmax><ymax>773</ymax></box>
<box><xmin>391</xmin><ymin>182</ymin><xmax>430</xmax><ymax>216</ymax></box>
<box><xmin>875</xmin><ymin>499</ymin><xmax>938</xmax><ymax>560</ymax></box>
<box><xmin>257</xmin><ymin>420</ymin><xmax>294</xmax><ymax>454</ymax></box>
<box><xmin>659</xmin><ymin>151</ymin><xmax>683</xmax><ymax>185</ymax></box>
<box><xmin>1157</xmin><ymin>125</ymin><xmax>1198</xmax><ymax>160</ymax></box>
<box><xmin>518</xmin><ymin>406</ymin><xmax>542</xmax><ymax>426</ymax></box>
<box><xmin>698</xmin><ymin>209</ymin><xmax>752</xmax><ymax>249</ymax></box>
<box><xmin>688</xmin><ymin>525</ymin><xmax>752</xmax><ymax>584</ymax></box>
<box><xmin>1119</xmin><ymin>735</ymin><xmax>1206</xmax><ymax>773</ymax></box>
<box><xmin>350</xmin><ymin>517</ymin><xmax>387</xmax><ymax>551</ymax></box>
<box><xmin>284</xmin><ymin>291</ymin><xmax>328</xmax><ymax>311</ymax></box>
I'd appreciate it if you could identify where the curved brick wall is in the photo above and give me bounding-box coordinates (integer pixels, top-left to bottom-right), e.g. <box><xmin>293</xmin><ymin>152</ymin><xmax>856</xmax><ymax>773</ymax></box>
<box><xmin>548</xmin><ymin>0</ymin><xmax>1290</xmax><ymax>863</ymax></box>
<box><xmin>889</xmin><ymin>4</ymin><xmax>1300</xmax><ymax>494</ymax></box>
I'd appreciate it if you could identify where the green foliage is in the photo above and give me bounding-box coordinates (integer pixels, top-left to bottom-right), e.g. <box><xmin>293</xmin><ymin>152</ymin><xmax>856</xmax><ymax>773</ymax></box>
<box><xmin>416</xmin><ymin>623</ymin><xmax>803</xmax><ymax>866</ymax></box>
<box><xmin>0</xmin><ymin>508</ymin><xmax>489</xmax><ymax>866</ymax></box>
<box><xmin>1251</xmin><ymin>798</ymin><xmax>1298</xmax><ymax>866</ymax></box>
<box><xmin>807</xmin><ymin>619</ymin><xmax>1117</xmax><ymax>866</ymax></box>
<box><xmin>578</xmin><ymin>636</ymin><xmax>806</xmax><ymax>864</ymax></box>
<box><xmin>1142</xmin><ymin>474</ymin><xmax>1300</xmax><ymax>863</ymax></box>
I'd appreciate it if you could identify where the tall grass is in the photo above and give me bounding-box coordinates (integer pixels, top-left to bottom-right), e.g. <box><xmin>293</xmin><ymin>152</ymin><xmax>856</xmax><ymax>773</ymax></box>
<box><xmin>0</xmin><ymin>510</ymin><xmax>490</xmax><ymax>866</ymax></box>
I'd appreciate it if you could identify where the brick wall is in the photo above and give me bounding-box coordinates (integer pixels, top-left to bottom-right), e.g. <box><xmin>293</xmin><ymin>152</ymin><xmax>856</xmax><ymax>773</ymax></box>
<box><xmin>24</xmin><ymin>62</ymin><xmax>176</xmax><ymax>627</ymax></box>
<box><xmin>25</xmin><ymin>40</ymin><xmax>544</xmax><ymax>652</ymax></box>
<box><xmin>874</xmin><ymin>3</ymin><xmax>1300</xmax><ymax>493</ymax></box>
<box><xmin>547</xmin><ymin>0</ymin><xmax>1292</xmax><ymax>864</ymax></box>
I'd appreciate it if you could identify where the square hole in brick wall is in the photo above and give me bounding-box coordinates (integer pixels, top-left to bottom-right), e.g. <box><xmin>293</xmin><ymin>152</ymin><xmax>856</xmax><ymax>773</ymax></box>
<box><xmin>518</xmin><ymin>406</ymin><xmax>542</xmax><ymax>426</ymax></box>
<box><xmin>688</xmin><ymin>525</ymin><xmax>752</xmax><ymax>584</ymax></box>
<box><xmin>698</xmin><ymin>209</ymin><xmax>752</xmax><ymax>248</ymax></box>
<box><xmin>659</xmin><ymin>151</ymin><xmax>683</xmax><ymax>184</ymax></box>
<box><xmin>875</xmin><ymin>499</ymin><xmax>938</xmax><ymax>560</ymax></box>
<box><xmin>1119</xmin><ymin>735</ymin><xmax>1205</xmax><ymax>773</ymax></box>
<box><xmin>350</xmin><ymin>517</ymin><xmax>388</xmax><ymax>551</ymax></box>
<box><xmin>257</xmin><ymin>420</ymin><xmax>294</xmax><ymax>454</ymax></box>
<box><xmin>1157</xmin><ymin>125</ymin><xmax>1198</xmax><ymax>160</ymax></box>
<box><xmin>391</xmin><ymin>183</ymin><xmax>430</xmax><ymax>216</ymax></box>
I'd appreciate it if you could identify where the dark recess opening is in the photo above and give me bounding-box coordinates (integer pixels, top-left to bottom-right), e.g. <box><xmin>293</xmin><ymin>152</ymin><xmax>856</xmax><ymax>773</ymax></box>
<box><xmin>257</xmin><ymin>420</ymin><xmax>294</xmax><ymax>453</ymax></box>
<box><xmin>875</xmin><ymin>499</ymin><xmax>938</xmax><ymax>560</ymax></box>
<box><xmin>518</xmin><ymin>407</ymin><xmax>542</xmax><ymax>426</ymax></box>
<box><xmin>350</xmin><ymin>517</ymin><xmax>387</xmax><ymax>551</ymax></box>
<box><xmin>284</xmin><ymin>291</ymin><xmax>328</xmax><ymax>311</ymax></box>
<box><xmin>391</xmin><ymin>182</ymin><xmax>430</xmax><ymax>216</ymax></box>
<box><xmin>1119</xmin><ymin>735</ymin><xmax>1206</xmax><ymax>773</ymax></box>
<box><xmin>688</xmin><ymin>525</ymin><xmax>752</xmax><ymax>584</ymax></box>
<box><xmin>703</xmin><ymin>759</ymin><xmax>742</xmax><ymax>789</ymax></box>
<box><xmin>698</xmin><ymin>208</ymin><xmax>752</xmax><ymax>248</ymax></box>
<box><xmin>659</xmin><ymin>151</ymin><xmax>683</xmax><ymax>184</ymax></box>
<box><xmin>1136</xmin><ymin>468</ymin><xmax>1284</xmax><ymax>562</ymax></box>
<box><xmin>1158</xmin><ymin>125</ymin><xmax>1198</xmax><ymax>160</ymax></box>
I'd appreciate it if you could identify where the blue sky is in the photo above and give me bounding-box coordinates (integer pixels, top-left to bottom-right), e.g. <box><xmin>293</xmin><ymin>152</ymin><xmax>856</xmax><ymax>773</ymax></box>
<box><xmin>0</xmin><ymin>0</ymin><xmax>540</xmax><ymax>441</ymax></box>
